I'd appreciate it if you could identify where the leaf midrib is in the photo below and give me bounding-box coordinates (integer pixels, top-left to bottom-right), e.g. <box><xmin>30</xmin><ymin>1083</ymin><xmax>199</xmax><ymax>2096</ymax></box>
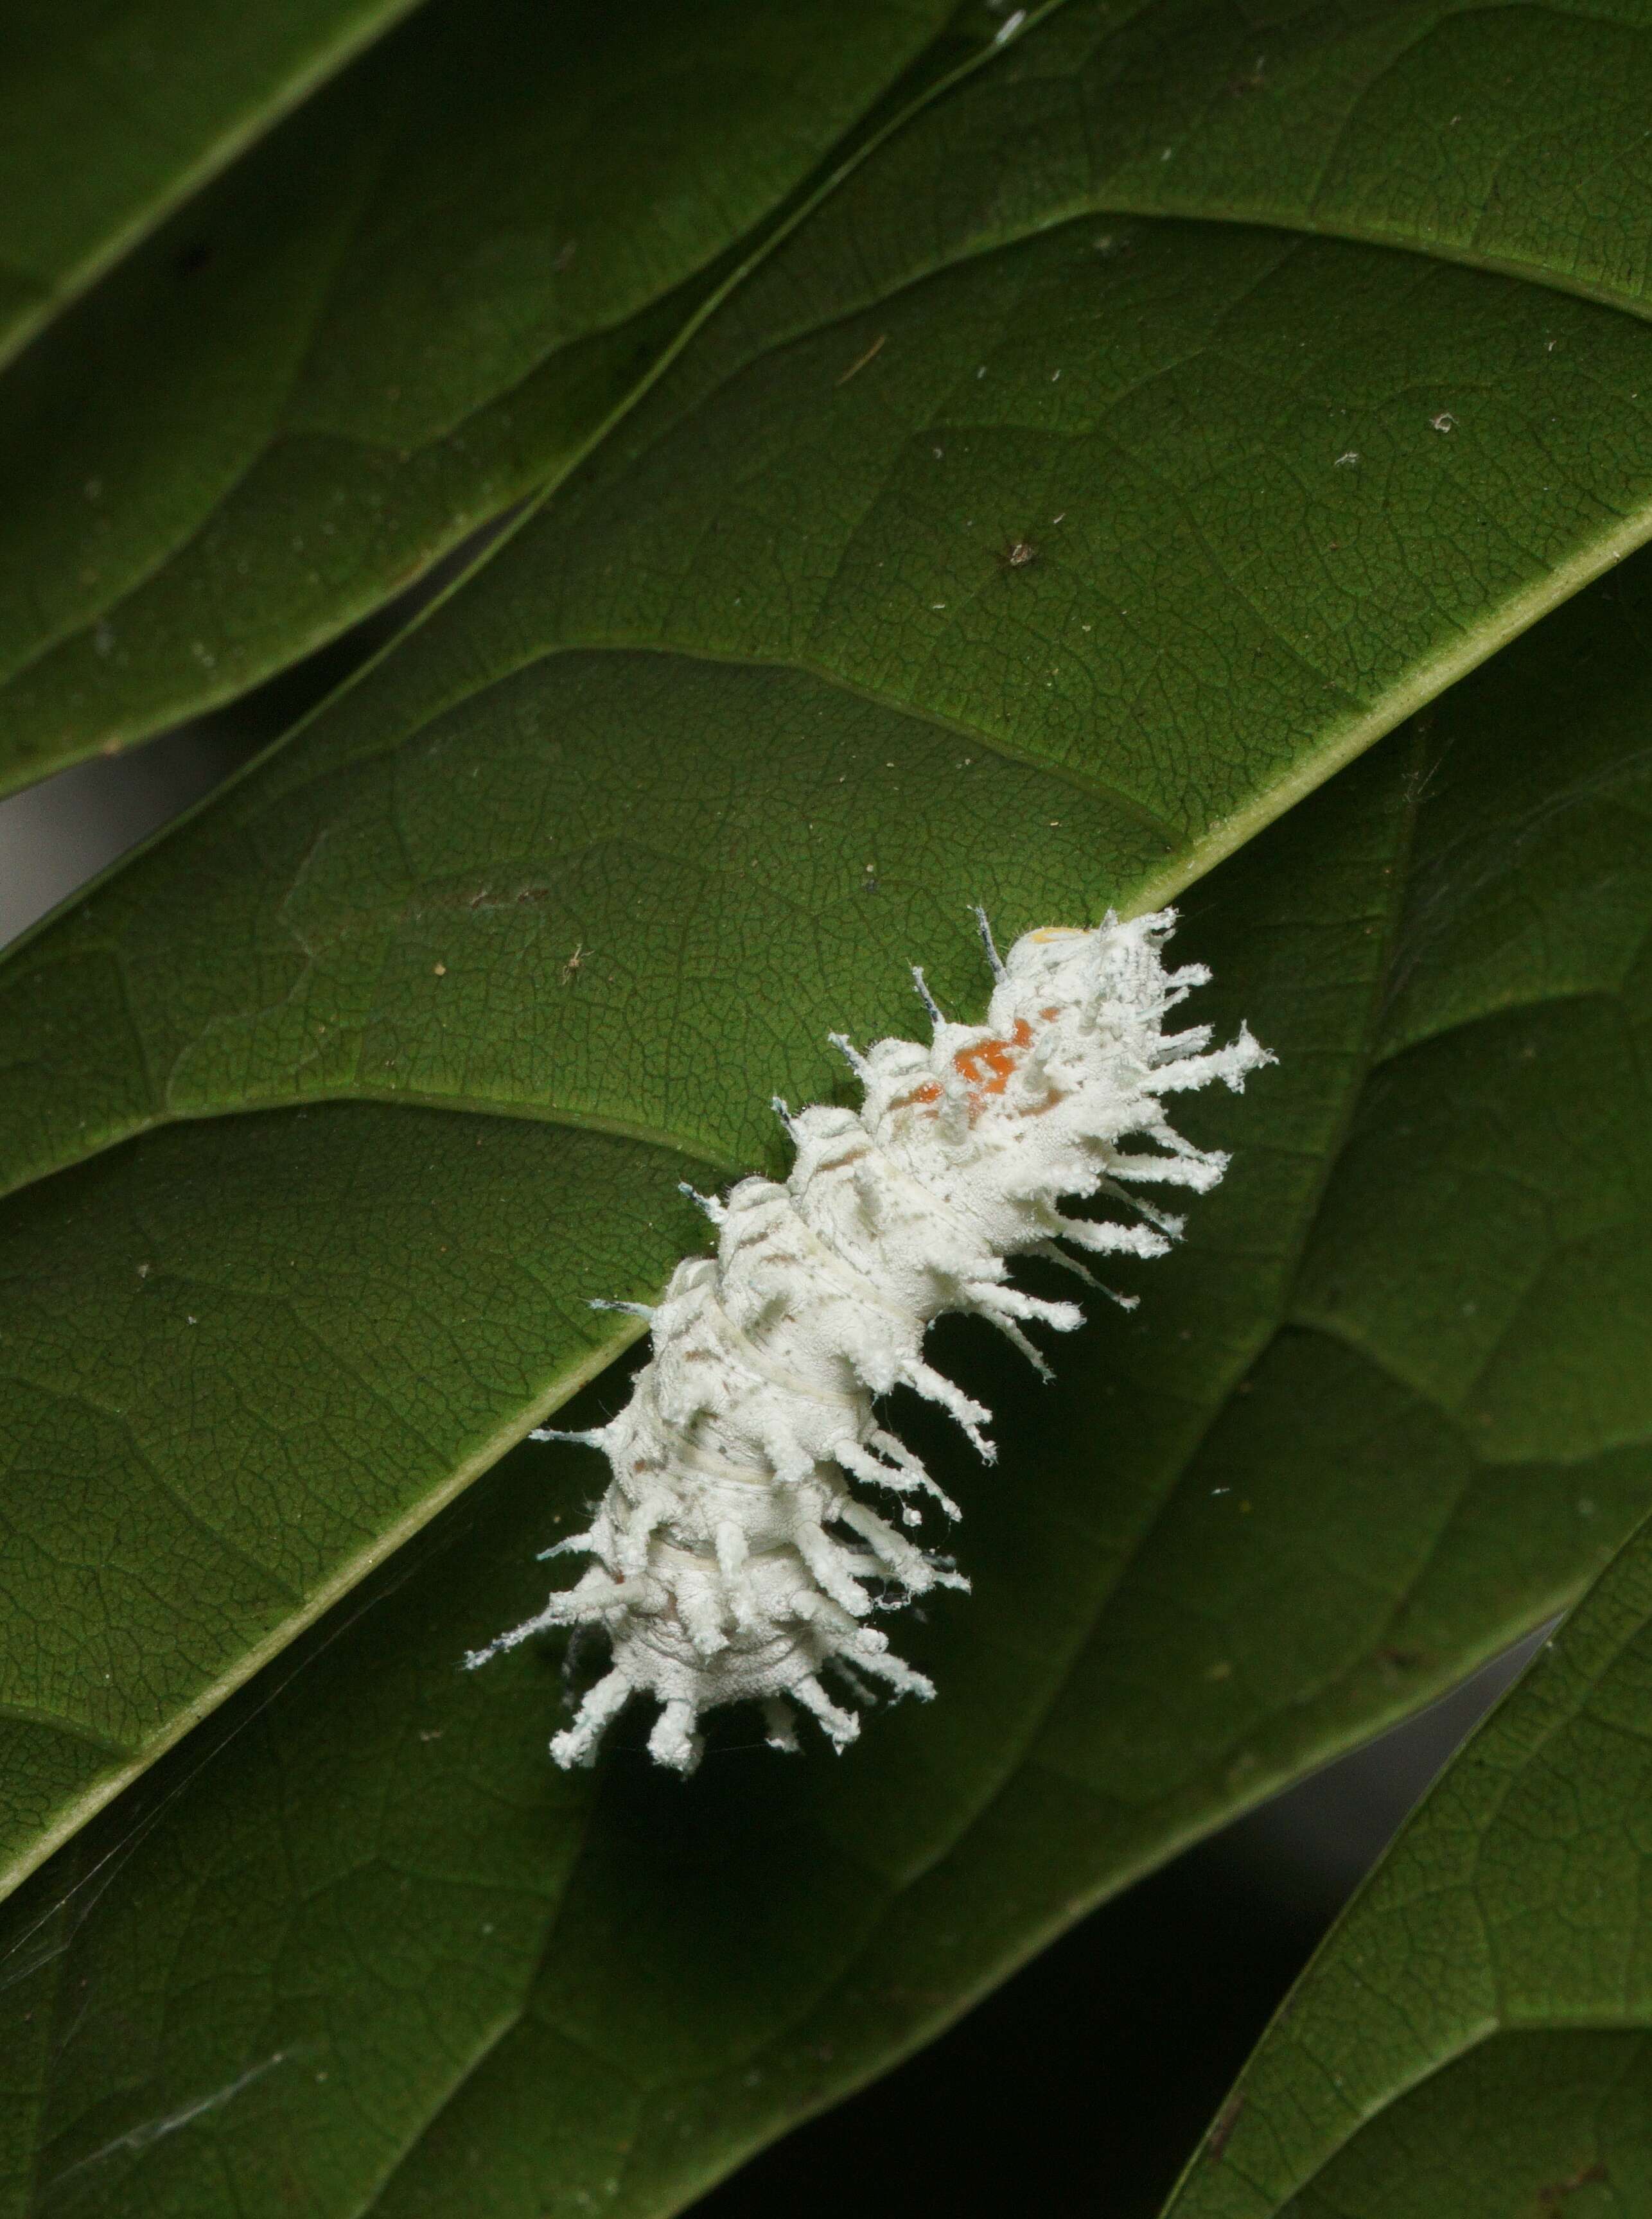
<box><xmin>19</xmin><ymin>161</ymin><xmax>1647</xmax><ymax>902</ymax></box>
<box><xmin>12</xmin><ymin>459</ymin><xmax>1652</xmax><ymax>1211</ymax></box>
<box><xmin>0</xmin><ymin>1069</ymin><xmax>744</xmax><ymax>1215</ymax></box>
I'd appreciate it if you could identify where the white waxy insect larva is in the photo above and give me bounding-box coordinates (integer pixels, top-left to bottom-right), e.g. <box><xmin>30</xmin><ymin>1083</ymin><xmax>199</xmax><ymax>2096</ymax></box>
<box><xmin>466</xmin><ymin>907</ymin><xmax>1272</xmax><ymax>1774</ymax></box>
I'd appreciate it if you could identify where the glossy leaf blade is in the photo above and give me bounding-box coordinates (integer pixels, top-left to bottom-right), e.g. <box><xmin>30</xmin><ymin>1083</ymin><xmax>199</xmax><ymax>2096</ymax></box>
<box><xmin>9</xmin><ymin>215</ymin><xmax>1652</xmax><ymax>1200</ymax></box>
<box><xmin>1161</xmin><ymin>1524</ymin><xmax>1652</xmax><ymax>2215</ymax></box>
<box><xmin>12</xmin><ymin>0</ymin><xmax>1652</xmax><ymax>789</ymax></box>
<box><xmin>3</xmin><ymin>536</ymin><xmax>1650</xmax><ymax>2212</ymax></box>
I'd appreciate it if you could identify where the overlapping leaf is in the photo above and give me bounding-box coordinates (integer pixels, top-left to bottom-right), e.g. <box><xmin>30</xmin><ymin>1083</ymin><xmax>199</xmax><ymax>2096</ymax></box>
<box><xmin>12</xmin><ymin>0</ymin><xmax>1652</xmax><ymax>788</ymax></box>
<box><xmin>0</xmin><ymin>0</ymin><xmax>1002</xmax><ymax>795</ymax></box>
<box><xmin>1163</xmin><ymin>1522</ymin><xmax>1652</xmax><ymax>2215</ymax></box>
<box><xmin>5</xmin><ymin>539</ymin><xmax>1651</xmax><ymax>2215</ymax></box>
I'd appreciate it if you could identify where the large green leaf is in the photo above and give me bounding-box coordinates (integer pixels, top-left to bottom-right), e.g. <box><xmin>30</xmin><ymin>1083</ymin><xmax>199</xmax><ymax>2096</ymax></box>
<box><xmin>0</xmin><ymin>0</ymin><xmax>425</xmax><ymax>371</ymax></box>
<box><xmin>13</xmin><ymin>216</ymin><xmax>1652</xmax><ymax>1192</ymax></box>
<box><xmin>1160</xmin><ymin>1523</ymin><xmax>1652</xmax><ymax>2216</ymax></box>
<box><xmin>4</xmin><ymin>536</ymin><xmax>1651</xmax><ymax>2214</ymax></box>
<box><xmin>0</xmin><ymin>0</ymin><xmax>1004</xmax><ymax>797</ymax></box>
<box><xmin>10</xmin><ymin>0</ymin><xmax>1652</xmax><ymax>789</ymax></box>
<box><xmin>6</xmin><ymin>0</ymin><xmax>1652</xmax><ymax>1913</ymax></box>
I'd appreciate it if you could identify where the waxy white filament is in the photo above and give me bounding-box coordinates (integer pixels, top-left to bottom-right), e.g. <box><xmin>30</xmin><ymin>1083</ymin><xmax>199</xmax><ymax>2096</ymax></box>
<box><xmin>468</xmin><ymin>909</ymin><xmax>1270</xmax><ymax>1773</ymax></box>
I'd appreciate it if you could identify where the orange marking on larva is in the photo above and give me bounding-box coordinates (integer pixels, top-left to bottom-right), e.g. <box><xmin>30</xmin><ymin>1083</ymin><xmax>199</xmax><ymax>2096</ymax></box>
<box><xmin>891</xmin><ymin>1079</ymin><xmax>943</xmax><ymax>1112</ymax></box>
<box><xmin>954</xmin><ymin>1017</ymin><xmax>1035</xmax><ymax>1096</ymax></box>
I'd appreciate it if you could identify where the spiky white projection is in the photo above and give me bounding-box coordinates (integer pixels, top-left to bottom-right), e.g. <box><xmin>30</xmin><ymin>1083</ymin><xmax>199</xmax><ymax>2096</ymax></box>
<box><xmin>467</xmin><ymin>909</ymin><xmax>1270</xmax><ymax>1773</ymax></box>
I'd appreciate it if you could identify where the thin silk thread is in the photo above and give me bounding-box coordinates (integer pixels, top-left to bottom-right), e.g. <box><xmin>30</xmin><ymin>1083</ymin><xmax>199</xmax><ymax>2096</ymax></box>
<box><xmin>467</xmin><ymin>909</ymin><xmax>1270</xmax><ymax>1772</ymax></box>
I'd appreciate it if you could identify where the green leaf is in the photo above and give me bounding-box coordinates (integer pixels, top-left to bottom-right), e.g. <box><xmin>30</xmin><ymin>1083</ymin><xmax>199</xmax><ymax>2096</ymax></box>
<box><xmin>0</xmin><ymin>1112</ymin><xmax>686</xmax><ymax>1893</ymax></box>
<box><xmin>10</xmin><ymin>0</ymin><xmax>1652</xmax><ymax>789</ymax></box>
<box><xmin>4</xmin><ymin>528</ymin><xmax>1651</xmax><ymax>2213</ymax></box>
<box><xmin>6</xmin><ymin>0</ymin><xmax>1652</xmax><ymax>1920</ymax></box>
<box><xmin>13</xmin><ymin>217</ymin><xmax>1652</xmax><ymax>1190</ymax></box>
<box><xmin>1159</xmin><ymin>1529</ymin><xmax>1652</xmax><ymax>2217</ymax></box>
<box><xmin>0</xmin><ymin>0</ymin><xmax>426</xmax><ymax>369</ymax></box>
<box><xmin>0</xmin><ymin>0</ymin><xmax>1000</xmax><ymax>797</ymax></box>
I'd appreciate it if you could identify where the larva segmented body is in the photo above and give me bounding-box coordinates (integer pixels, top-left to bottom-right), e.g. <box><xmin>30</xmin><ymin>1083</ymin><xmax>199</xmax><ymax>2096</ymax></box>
<box><xmin>468</xmin><ymin>909</ymin><xmax>1269</xmax><ymax>1773</ymax></box>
